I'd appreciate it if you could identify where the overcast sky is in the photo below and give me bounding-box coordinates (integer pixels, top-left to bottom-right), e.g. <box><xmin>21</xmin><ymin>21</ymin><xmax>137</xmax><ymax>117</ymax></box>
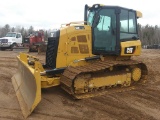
<box><xmin>0</xmin><ymin>0</ymin><xmax>159</xmax><ymax>30</ymax></box>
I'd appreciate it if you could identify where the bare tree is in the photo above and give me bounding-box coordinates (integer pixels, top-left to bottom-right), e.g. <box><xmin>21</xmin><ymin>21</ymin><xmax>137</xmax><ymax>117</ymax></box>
<box><xmin>28</xmin><ymin>26</ymin><xmax>34</xmax><ymax>34</ymax></box>
<box><xmin>11</xmin><ymin>27</ymin><xmax>15</xmax><ymax>32</ymax></box>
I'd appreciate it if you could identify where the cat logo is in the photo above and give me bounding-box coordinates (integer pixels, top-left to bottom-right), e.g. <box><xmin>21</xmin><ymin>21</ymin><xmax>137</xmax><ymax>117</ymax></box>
<box><xmin>127</xmin><ymin>48</ymin><xmax>133</xmax><ymax>53</ymax></box>
<box><xmin>124</xmin><ymin>46</ymin><xmax>135</xmax><ymax>54</ymax></box>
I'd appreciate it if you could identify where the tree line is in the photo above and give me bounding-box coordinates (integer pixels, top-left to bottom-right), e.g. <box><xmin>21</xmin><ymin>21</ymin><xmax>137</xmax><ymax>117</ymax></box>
<box><xmin>138</xmin><ymin>24</ymin><xmax>160</xmax><ymax>46</ymax></box>
<box><xmin>0</xmin><ymin>24</ymin><xmax>160</xmax><ymax>46</ymax></box>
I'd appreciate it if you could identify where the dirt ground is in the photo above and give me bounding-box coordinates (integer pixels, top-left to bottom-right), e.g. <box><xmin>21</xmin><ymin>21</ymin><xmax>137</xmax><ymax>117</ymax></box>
<box><xmin>0</xmin><ymin>49</ymin><xmax>160</xmax><ymax>120</ymax></box>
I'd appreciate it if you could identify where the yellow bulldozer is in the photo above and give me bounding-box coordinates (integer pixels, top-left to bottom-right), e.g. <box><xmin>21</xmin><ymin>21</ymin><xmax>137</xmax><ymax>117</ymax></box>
<box><xmin>12</xmin><ymin>4</ymin><xmax>148</xmax><ymax>118</ymax></box>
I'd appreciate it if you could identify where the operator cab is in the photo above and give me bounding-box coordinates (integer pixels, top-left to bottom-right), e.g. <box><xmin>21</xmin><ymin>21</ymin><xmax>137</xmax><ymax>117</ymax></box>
<box><xmin>85</xmin><ymin>4</ymin><xmax>140</xmax><ymax>55</ymax></box>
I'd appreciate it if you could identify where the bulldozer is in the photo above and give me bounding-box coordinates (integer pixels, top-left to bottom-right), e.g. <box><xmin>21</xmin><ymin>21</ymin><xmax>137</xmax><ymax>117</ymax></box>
<box><xmin>12</xmin><ymin>4</ymin><xmax>148</xmax><ymax>118</ymax></box>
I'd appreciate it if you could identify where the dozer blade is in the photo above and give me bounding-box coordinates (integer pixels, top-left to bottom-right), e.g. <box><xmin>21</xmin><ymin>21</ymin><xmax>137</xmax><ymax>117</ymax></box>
<box><xmin>12</xmin><ymin>54</ymin><xmax>41</xmax><ymax>118</ymax></box>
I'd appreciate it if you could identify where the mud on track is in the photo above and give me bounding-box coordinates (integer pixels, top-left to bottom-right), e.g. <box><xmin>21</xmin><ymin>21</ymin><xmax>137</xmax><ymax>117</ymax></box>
<box><xmin>0</xmin><ymin>49</ymin><xmax>160</xmax><ymax>120</ymax></box>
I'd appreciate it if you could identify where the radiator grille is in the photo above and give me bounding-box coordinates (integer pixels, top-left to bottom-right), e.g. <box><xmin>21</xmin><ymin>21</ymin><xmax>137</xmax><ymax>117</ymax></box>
<box><xmin>45</xmin><ymin>30</ymin><xmax>60</xmax><ymax>68</ymax></box>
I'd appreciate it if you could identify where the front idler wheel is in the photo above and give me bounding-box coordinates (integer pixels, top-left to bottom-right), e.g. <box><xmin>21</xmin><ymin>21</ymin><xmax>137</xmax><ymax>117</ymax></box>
<box><xmin>131</xmin><ymin>67</ymin><xmax>141</xmax><ymax>82</ymax></box>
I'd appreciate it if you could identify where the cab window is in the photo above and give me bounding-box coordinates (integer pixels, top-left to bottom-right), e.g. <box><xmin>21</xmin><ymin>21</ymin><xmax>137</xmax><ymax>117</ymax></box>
<box><xmin>16</xmin><ymin>34</ymin><xmax>21</xmax><ymax>38</ymax></box>
<box><xmin>97</xmin><ymin>16</ymin><xmax>111</xmax><ymax>31</ymax></box>
<box><xmin>120</xmin><ymin>9</ymin><xmax>138</xmax><ymax>40</ymax></box>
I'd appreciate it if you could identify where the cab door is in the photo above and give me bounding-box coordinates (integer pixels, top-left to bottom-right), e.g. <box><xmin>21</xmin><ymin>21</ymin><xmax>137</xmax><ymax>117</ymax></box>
<box><xmin>92</xmin><ymin>8</ymin><xmax>117</xmax><ymax>55</ymax></box>
<box><xmin>16</xmin><ymin>34</ymin><xmax>22</xmax><ymax>44</ymax></box>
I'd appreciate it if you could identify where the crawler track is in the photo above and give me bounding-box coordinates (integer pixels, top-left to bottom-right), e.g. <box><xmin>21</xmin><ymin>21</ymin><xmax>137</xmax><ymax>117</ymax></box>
<box><xmin>60</xmin><ymin>59</ymin><xmax>148</xmax><ymax>99</ymax></box>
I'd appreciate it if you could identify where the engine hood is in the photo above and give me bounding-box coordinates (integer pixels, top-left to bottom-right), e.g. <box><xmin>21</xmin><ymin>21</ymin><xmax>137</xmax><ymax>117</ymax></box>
<box><xmin>0</xmin><ymin>37</ymin><xmax>15</xmax><ymax>40</ymax></box>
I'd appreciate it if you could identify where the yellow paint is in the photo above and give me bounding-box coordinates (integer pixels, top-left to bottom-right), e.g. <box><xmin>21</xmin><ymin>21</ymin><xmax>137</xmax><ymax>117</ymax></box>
<box><xmin>120</xmin><ymin>40</ymin><xmax>141</xmax><ymax>56</ymax></box>
<box><xmin>136</xmin><ymin>11</ymin><xmax>142</xmax><ymax>18</ymax></box>
<box><xmin>56</xmin><ymin>25</ymin><xmax>94</xmax><ymax>68</ymax></box>
<box><xmin>41</xmin><ymin>77</ymin><xmax>60</xmax><ymax>88</ymax></box>
<box><xmin>74</xmin><ymin>72</ymin><xmax>131</xmax><ymax>94</ymax></box>
<box><xmin>31</xmin><ymin>61</ymin><xmax>41</xmax><ymax>112</ymax></box>
<box><xmin>56</xmin><ymin>28</ymin><xmax>68</xmax><ymax>68</ymax></box>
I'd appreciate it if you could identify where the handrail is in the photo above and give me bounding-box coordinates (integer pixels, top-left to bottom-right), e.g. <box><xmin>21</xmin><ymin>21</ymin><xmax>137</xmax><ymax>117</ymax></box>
<box><xmin>61</xmin><ymin>21</ymin><xmax>88</xmax><ymax>27</ymax></box>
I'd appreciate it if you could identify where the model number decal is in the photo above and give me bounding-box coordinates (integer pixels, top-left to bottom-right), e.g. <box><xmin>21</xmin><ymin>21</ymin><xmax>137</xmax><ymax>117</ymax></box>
<box><xmin>124</xmin><ymin>46</ymin><xmax>136</xmax><ymax>54</ymax></box>
<box><xmin>75</xmin><ymin>26</ymin><xmax>85</xmax><ymax>30</ymax></box>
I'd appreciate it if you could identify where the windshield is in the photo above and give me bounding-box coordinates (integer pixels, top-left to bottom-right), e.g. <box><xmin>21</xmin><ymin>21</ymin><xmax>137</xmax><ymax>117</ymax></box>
<box><xmin>5</xmin><ymin>33</ymin><xmax>16</xmax><ymax>37</ymax></box>
<box><xmin>87</xmin><ymin>11</ymin><xmax>95</xmax><ymax>26</ymax></box>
